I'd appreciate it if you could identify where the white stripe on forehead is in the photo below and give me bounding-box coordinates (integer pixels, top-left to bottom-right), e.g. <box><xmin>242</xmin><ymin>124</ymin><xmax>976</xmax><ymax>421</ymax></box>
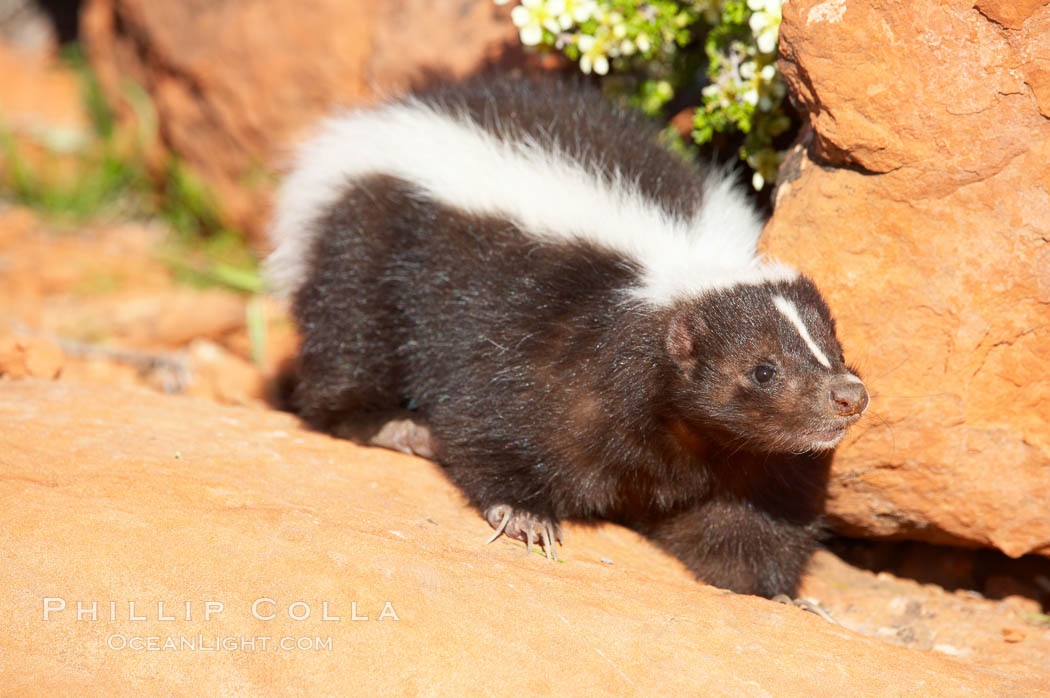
<box><xmin>771</xmin><ymin>295</ymin><xmax>832</xmax><ymax>368</ymax></box>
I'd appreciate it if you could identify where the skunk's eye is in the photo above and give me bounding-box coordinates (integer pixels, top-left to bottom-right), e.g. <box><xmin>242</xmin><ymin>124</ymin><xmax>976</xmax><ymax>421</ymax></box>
<box><xmin>752</xmin><ymin>364</ymin><xmax>777</xmax><ymax>385</ymax></box>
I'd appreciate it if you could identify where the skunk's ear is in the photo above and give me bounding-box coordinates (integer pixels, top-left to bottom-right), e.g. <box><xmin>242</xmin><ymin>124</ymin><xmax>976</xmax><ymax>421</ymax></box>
<box><xmin>666</xmin><ymin>309</ymin><xmax>704</xmax><ymax>363</ymax></box>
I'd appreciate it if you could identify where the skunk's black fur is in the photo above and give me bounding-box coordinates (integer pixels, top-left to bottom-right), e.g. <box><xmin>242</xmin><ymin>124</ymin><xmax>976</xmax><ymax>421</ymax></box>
<box><xmin>269</xmin><ymin>78</ymin><xmax>867</xmax><ymax>598</ymax></box>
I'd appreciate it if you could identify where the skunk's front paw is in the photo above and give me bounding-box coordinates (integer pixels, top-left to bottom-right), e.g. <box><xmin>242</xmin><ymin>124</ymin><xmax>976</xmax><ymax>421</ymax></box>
<box><xmin>483</xmin><ymin>504</ymin><xmax>562</xmax><ymax>561</ymax></box>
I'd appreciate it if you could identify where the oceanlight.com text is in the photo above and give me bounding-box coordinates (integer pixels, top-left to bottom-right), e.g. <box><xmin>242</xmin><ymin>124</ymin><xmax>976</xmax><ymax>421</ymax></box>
<box><xmin>106</xmin><ymin>634</ymin><xmax>334</xmax><ymax>652</ymax></box>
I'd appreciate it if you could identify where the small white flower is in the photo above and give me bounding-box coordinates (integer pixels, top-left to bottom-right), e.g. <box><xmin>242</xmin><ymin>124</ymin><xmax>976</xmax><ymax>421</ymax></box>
<box><xmin>620</xmin><ymin>38</ymin><xmax>636</xmax><ymax>55</ymax></box>
<box><xmin>635</xmin><ymin>33</ymin><xmax>651</xmax><ymax>53</ymax></box>
<box><xmin>760</xmin><ymin>64</ymin><xmax>776</xmax><ymax>81</ymax></box>
<box><xmin>748</xmin><ymin>0</ymin><xmax>781</xmax><ymax>12</ymax></box>
<box><xmin>520</xmin><ymin>23</ymin><xmax>543</xmax><ymax>45</ymax></box>
<box><xmin>511</xmin><ymin>5</ymin><xmax>532</xmax><ymax>26</ymax></box>
<box><xmin>576</xmin><ymin>31</ymin><xmax>610</xmax><ymax>76</ymax></box>
<box><xmin>570</xmin><ymin>0</ymin><xmax>596</xmax><ymax>22</ymax></box>
<box><xmin>742</xmin><ymin>89</ymin><xmax>759</xmax><ymax>106</ymax></box>
<box><xmin>752</xmin><ymin>171</ymin><xmax>765</xmax><ymax>190</ymax></box>
<box><xmin>510</xmin><ymin>0</ymin><xmax>557</xmax><ymax>47</ymax></box>
<box><xmin>756</xmin><ymin>30</ymin><xmax>777</xmax><ymax>54</ymax></box>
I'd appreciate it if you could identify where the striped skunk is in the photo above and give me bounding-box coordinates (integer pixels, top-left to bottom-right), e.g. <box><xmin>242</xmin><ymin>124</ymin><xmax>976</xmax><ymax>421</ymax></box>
<box><xmin>266</xmin><ymin>78</ymin><xmax>868</xmax><ymax>598</ymax></box>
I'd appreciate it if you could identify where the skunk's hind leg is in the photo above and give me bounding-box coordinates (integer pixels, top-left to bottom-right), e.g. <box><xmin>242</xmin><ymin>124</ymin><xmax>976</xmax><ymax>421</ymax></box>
<box><xmin>366</xmin><ymin>415</ymin><xmax>436</xmax><ymax>458</ymax></box>
<box><xmin>288</xmin><ymin>313</ymin><xmax>433</xmax><ymax>455</ymax></box>
<box><xmin>292</xmin><ymin>360</ymin><xmax>436</xmax><ymax>458</ymax></box>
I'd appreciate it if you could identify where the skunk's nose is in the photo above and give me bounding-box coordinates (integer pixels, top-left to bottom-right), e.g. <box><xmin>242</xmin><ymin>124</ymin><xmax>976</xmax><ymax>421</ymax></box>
<box><xmin>829</xmin><ymin>378</ymin><xmax>868</xmax><ymax>417</ymax></box>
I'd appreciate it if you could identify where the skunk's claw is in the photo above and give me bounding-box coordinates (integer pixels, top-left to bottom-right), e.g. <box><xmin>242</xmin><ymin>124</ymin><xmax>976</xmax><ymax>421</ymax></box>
<box><xmin>483</xmin><ymin>504</ymin><xmax>562</xmax><ymax>560</ymax></box>
<box><xmin>772</xmin><ymin>595</ymin><xmax>840</xmax><ymax>626</ymax></box>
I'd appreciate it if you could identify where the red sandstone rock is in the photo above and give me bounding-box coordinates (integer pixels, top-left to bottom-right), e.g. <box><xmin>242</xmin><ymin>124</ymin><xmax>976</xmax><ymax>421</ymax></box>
<box><xmin>79</xmin><ymin>0</ymin><xmax>549</xmax><ymax>243</ymax></box>
<box><xmin>975</xmin><ymin>0</ymin><xmax>1049</xmax><ymax>30</ymax></box>
<box><xmin>778</xmin><ymin>0</ymin><xmax>1050</xmax><ymax>197</ymax></box>
<box><xmin>0</xmin><ymin>207</ymin><xmax>297</xmax><ymax>404</ymax></box>
<box><xmin>1</xmin><ymin>379</ymin><xmax>1047</xmax><ymax>694</ymax></box>
<box><xmin>183</xmin><ymin>338</ymin><xmax>265</xmax><ymax>406</ymax></box>
<box><xmin>0</xmin><ymin>333</ymin><xmax>64</xmax><ymax>378</ymax></box>
<box><xmin>768</xmin><ymin>1</ymin><xmax>1050</xmax><ymax>556</ymax></box>
<box><xmin>799</xmin><ymin>552</ymin><xmax>1050</xmax><ymax>678</ymax></box>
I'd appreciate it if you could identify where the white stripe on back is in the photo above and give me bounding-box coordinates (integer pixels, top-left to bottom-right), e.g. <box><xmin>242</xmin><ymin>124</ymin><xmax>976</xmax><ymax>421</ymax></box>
<box><xmin>266</xmin><ymin>100</ymin><xmax>797</xmax><ymax>304</ymax></box>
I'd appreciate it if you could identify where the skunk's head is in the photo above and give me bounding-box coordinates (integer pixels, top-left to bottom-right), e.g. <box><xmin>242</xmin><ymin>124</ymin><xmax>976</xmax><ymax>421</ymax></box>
<box><xmin>665</xmin><ymin>276</ymin><xmax>867</xmax><ymax>453</ymax></box>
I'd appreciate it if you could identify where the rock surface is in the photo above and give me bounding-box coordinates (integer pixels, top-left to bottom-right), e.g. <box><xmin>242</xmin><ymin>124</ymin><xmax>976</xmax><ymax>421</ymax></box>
<box><xmin>2</xmin><ymin>379</ymin><xmax>1048</xmax><ymax>694</ymax></box>
<box><xmin>768</xmin><ymin>0</ymin><xmax>1050</xmax><ymax>556</ymax></box>
<box><xmin>0</xmin><ymin>332</ymin><xmax>64</xmax><ymax>378</ymax></box>
<box><xmin>0</xmin><ymin>205</ymin><xmax>297</xmax><ymax>405</ymax></box>
<box><xmin>975</xmin><ymin>0</ymin><xmax>1049</xmax><ymax>30</ymax></box>
<box><xmin>79</xmin><ymin>0</ymin><xmax>550</xmax><ymax>241</ymax></box>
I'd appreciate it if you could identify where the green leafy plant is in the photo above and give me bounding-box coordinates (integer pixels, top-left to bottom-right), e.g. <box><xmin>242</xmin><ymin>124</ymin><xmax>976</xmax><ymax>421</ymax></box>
<box><xmin>0</xmin><ymin>44</ymin><xmax>150</xmax><ymax>219</ymax></box>
<box><xmin>496</xmin><ymin>0</ymin><xmax>792</xmax><ymax>189</ymax></box>
<box><xmin>1</xmin><ymin>44</ymin><xmax>270</xmax><ymax>364</ymax></box>
<box><xmin>0</xmin><ymin>43</ymin><xmax>261</xmax><ymax>293</ymax></box>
